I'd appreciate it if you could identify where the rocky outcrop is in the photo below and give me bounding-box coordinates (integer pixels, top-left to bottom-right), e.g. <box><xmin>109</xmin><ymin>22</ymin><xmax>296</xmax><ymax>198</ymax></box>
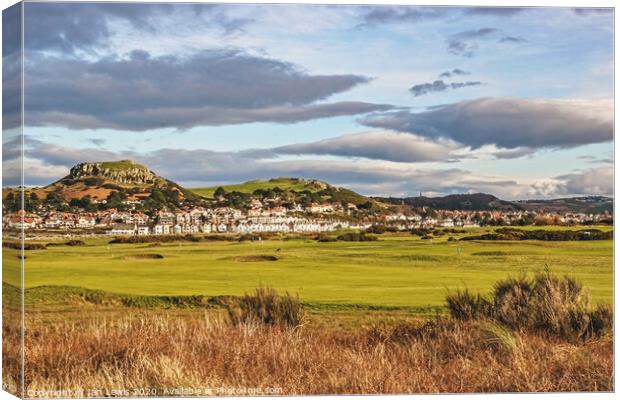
<box><xmin>69</xmin><ymin>161</ymin><xmax>160</xmax><ymax>185</ymax></box>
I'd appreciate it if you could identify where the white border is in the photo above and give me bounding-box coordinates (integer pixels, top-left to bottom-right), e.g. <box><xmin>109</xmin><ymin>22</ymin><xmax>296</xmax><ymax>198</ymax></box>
<box><xmin>0</xmin><ymin>1</ymin><xmax>616</xmax><ymax>399</ymax></box>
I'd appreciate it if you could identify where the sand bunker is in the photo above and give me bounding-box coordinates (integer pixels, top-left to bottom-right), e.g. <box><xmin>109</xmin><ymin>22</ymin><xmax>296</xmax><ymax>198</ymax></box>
<box><xmin>233</xmin><ymin>255</ymin><xmax>278</xmax><ymax>262</ymax></box>
<box><xmin>122</xmin><ymin>253</ymin><xmax>165</xmax><ymax>260</ymax></box>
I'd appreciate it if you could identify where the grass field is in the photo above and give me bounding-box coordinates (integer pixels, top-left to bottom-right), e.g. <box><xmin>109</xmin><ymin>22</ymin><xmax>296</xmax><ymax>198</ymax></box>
<box><xmin>4</xmin><ymin>227</ymin><xmax>613</xmax><ymax>311</ymax></box>
<box><xmin>2</xmin><ymin>226</ymin><xmax>614</xmax><ymax>396</ymax></box>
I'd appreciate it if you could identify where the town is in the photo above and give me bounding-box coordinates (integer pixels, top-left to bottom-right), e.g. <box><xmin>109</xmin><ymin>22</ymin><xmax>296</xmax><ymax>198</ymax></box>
<box><xmin>3</xmin><ymin>198</ymin><xmax>612</xmax><ymax>237</ymax></box>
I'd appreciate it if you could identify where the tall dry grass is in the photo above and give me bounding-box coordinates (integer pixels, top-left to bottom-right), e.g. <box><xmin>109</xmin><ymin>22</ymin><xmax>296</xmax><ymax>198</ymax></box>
<box><xmin>2</xmin><ymin>310</ymin><xmax>612</xmax><ymax>397</ymax></box>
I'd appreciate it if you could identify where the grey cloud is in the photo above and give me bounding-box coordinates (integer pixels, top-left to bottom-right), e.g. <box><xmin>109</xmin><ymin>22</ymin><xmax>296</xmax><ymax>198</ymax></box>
<box><xmin>500</xmin><ymin>36</ymin><xmax>526</xmax><ymax>43</ymax></box>
<box><xmin>24</xmin><ymin>50</ymin><xmax>390</xmax><ymax>130</ymax></box>
<box><xmin>361</xmin><ymin>97</ymin><xmax>613</xmax><ymax>149</ymax></box>
<box><xmin>359</xmin><ymin>6</ymin><xmax>526</xmax><ymax>28</ymax></box>
<box><xmin>531</xmin><ymin>167</ymin><xmax>613</xmax><ymax>197</ymax></box>
<box><xmin>21</xmin><ymin>3</ymin><xmax>252</xmax><ymax>56</ymax></box>
<box><xmin>490</xmin><ymin>147</ymin><xmax>536</xmax><ymax>160</ymax></box>
<box><xmin>274</xmin><ymin>131</ymin><xmax>458</xmax><ymax>163</ymax></box>
<box><xmin>573</xmin><ymin>8</ymin><xmax>614</xmax><ymax>16</ymax></box>
<box><xmin>555</xmin><ymin>167</ymin><xmax>613</xmax><ymax>196</ymax></box>
<box><xmin>359</xmin><ymin>6</ymin><xmax>446</xmax><ymax>26</ymax></box>
<box><xmin>447</xmin><ymin>27</ymin><xmax>497</xmax><ymax>57</ymax></box>
<box><xmin>438</xmin><ymin>68</ymin><xmax>470</xmax><ymax>78</ymax></box>
<box><xmin>88</xmin><ymin>138</ymin><xmax>107</xmax><ymax>147</ymax></box>
<box><xmin>409</xmin><ymin>80</ymin><xmax>482</xmax><ymax>97</ymax></box>
<box><xmin>464</xmin><ymin>7</ymin><xmax>525</xmax><ymax>16</ymax></box>
<box><xmin>446</xmin><ymin>27</ymin><xmax>524</xmax><ymax>57</ymax></box>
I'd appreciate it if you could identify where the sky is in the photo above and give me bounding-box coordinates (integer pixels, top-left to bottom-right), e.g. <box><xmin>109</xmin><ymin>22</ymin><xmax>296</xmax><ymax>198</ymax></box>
<box><xmin>1</xmin><ymin>3</ymin><xmax>614</xmax><ymax>199</ymax></box>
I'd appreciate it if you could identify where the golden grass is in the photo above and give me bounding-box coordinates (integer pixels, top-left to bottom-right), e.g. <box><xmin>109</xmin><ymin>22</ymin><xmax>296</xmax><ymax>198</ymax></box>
<box><xmin>3</xmin><ymin>310</ymin><xmax>613</xmax><ymax>396</ymax></box>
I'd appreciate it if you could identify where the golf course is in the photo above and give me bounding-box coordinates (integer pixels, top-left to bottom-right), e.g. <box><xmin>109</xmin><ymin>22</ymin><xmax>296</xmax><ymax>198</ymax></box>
<box><xmin>4</xmin><ymin>226</ymin><xmax>613</xmax><ymax>312</ymax></box>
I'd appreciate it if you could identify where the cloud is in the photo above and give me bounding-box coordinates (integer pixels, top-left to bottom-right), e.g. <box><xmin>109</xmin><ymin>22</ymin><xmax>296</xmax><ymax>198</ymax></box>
<box><xmin>409</xmin><ymin>80</ymin><xmax>483</xmax><ymax>97</ymax></box>
<box><xmin>447</xmin><ymin>27</ymin><xmax>497</xmax><ymax>57</ymax></box>
<box><xmin>438</xmin><ymin>68</ymin><xmax>470</xmax><ymax>78</ymax></box>
<box><xmin>273</xmin><ymin>131</ymin><xmax>458</xmax><ymax>163</ymax></box>
<box><xmin>18</xmin><ymin>136</ymin><xmax>610</xmax><ymax>200</ymax></box>
<box><xmin>20</xmin><ymin>3</ymin><xmax>252</xmax><ymax>56</ymax></box>
<box><xmin>530</xmin><ymin>167</ymin><xmax>613</xmax><ymax>197</ymax></box>
<box><xmin>464</xmin><ymin>7</ymin><xmax>525</xmax><ymax>16</ymax></box>
<box><xmin>499</xmin><ymin>36</ymin><xmax>526</xmax><ymax>43</ymax></box>
<box><xmin>358</xmin><ymin>6</ymin><xmax>526</xmax><ymax>27</ymax></box>
<box><xmin>88</xmin><ymin>138</ymin><xmax>107</xmax><ymax>147</ymax></box>
<box><xmin>24</xmin><ymin>49</ymin><xmax>391</xmax><ymax>130</ymax></box>
<box><xmin>572</xmin><ymin>8</ymin><xmax>614</xmax><ymax>16</ymax></box>
<box><xmin>361</xmin><ymin>97</ymin><xmax>613</xmax><ymax>149</ymax></box>
<box><xmin>359</xmin><ymin>6</ymin><xmax>446</xmax><ymax>26</ymax></box>
<box><xmin>554</xmin><ymin>167</ymin><xmax>613</xmax><ymax>196</ymax></box>
<box><xmin>446</xmin><ymin>27</ymin><xmax>525</xmax><ymax>57</ymax></box>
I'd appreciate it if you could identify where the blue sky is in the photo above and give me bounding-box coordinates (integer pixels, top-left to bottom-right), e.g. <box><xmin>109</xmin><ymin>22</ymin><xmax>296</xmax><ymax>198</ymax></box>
<box><xmin>2</xmin><ymin>3</ymin><xmax>614</xmax><ymax>199</ymax></box>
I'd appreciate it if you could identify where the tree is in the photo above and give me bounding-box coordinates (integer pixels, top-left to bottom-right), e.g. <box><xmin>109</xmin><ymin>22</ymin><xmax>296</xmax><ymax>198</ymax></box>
<box><xmin>4</xmin><ymin>191</ymin><xmax>20</xmax><ymax>212</ymax></box>
<box><xmin>25</xmin><ymin>192</ymin><xmax>40</xmax><ymax>212</ymax></box>
<box><xmin>106</xmin><ymin>191</ymin><xmax>127</xmax><ymax>209</ymax></box>
<box><xmin>214</xmin><ymin>186</ymin><xmax>227</xmax><ymax>199</ymax></box>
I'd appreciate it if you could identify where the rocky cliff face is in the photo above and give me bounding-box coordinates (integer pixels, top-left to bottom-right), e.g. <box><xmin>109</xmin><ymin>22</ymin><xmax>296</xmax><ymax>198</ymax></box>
<box><xmin>69</xmin><ymin>161</ymin><xmax>160</xmax><ymax>185</ymax></box>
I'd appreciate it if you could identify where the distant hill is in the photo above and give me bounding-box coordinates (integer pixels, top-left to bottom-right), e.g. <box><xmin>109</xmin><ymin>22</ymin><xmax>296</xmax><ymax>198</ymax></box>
<box><xmin>191</xmin><ymin>177</ymin><xmax>326</xmax><ymax>198</ymax></box>
<box><xmin>515</xmin><ymin>196</ymin><xmax>613</xmax><ymax>214</ymax></box>
<box><xmin>191</xmin><ymin>177</ymin><xmax>373</xmax><ymax>206</ymax></box>
<box><xmin>21</xmin><ymin>160</ymin><xmax>200</xmax><ymax>204</ymax></box>
<box><xmin>375</xmin><ymin>193</ymin><xmax>522</xmax><ymax>211</ymax></box>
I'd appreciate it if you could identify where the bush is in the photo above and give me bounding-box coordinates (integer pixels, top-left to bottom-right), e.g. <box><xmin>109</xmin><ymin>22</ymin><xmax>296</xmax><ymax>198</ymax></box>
<box><xmin>316</xmin><ymin>233</ymin><xmax>336</xmax><ymax>242</ymax></box>
<box><xmin>336</xmin><ymin>232</ymin><xmax>378</xmax><ymax>242</ymax></box>
<box><xmin>2</xmin><ymin>241</ymin><xmax>46</xmax><ymax>250</ymax></box>
<box><xmin>365</xmin><ymin>225</ymin><xmax>399</xmax><ymax>234</ymax></box>
<box><xmin>446</xmin><ymin>289</ymin><xmax>492</xmax><ymax>321</ymax></box>
<box><xmin>64</xmin><ymin>240</ymin><xmax>86</xmax><ymax>246</ymax></box>
<box><xmin>492</xmin><ymin>275</ymin><xmax>533</xmax><ymax>329</ymax></box>
<box><xmin>226</xmin><ymin>287</ymin><xmax>304</xmax><ymax>328</ymax></box>
<box><xmin>445</xmin><ymin>271</ymin><xmax>612</xmax><ymax>341</ymax></box>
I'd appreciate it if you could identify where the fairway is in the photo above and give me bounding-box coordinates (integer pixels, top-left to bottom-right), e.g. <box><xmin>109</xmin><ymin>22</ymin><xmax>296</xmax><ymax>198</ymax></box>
<box><xmin>5</xmin><ymin>230</ymin><xmax>613</xmax><ymax>310</ymax></box>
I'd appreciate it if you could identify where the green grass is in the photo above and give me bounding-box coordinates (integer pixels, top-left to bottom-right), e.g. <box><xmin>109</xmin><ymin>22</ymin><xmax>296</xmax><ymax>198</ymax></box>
<box><xmin>190</xmin><ymin>177</ymin><xmax>322</xmax><ymax>198</ymax></box>
<box><xmin>3</xmin><ymin>228</ymin><xmax>612</xmax><ymax>311</ymax></box>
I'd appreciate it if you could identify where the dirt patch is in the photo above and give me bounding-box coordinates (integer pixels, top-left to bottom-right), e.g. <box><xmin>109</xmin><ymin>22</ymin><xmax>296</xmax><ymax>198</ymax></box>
<box><xmin>122</xmin><ymin>253</ymin><xmax>165</xmax><ymax>260</ymax></box>
<box><xmin>233</xmin><ymin>255</ymin><xmax>279</xmax><ymax>262</ymax></box>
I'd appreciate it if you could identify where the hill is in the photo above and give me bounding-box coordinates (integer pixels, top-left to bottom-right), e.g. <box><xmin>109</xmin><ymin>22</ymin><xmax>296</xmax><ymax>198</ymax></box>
<box><xmin>515</xmin><ymin>196</ymin><xmax>613</xmax><ymax>214</ymax></box>
<box><xmin>375</xmin><ymin>193</ymin><xmax>522</xmax><ymax>211</ymax></box>
<box><xmin>191</xmin><ymin>178</ymin><xmax>326</xmax><ymax>198</ymax></box>
<box><xmin>191</xmin><ymin>177</ymin><xmax>373</xmax><ymax>207</ymax></box>
<box><xmin>6</xmin><ymin>160</ymin><xmax>201</xmax><ymax>212</ymax></box>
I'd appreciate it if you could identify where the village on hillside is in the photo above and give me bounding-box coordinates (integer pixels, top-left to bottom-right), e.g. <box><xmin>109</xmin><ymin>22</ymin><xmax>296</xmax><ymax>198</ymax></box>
<box><xmin>3</xmin><ymin>197</ymin><xmax>612</xmax><ymax>237</ymax></box>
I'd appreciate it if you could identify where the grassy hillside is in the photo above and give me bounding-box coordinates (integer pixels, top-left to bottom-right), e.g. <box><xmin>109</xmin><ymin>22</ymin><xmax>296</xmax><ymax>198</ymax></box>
<box><xmin>191</xmin><ymin>178</ymin><xmax>325</xmax><ymax>198</ymax></box>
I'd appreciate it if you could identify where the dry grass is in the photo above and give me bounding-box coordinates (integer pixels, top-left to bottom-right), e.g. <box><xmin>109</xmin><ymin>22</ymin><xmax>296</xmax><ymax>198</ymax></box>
<box><xmin>2</xmin><ymin>310</ymin><xmax>612</xmax><ymax>396</ymax></box>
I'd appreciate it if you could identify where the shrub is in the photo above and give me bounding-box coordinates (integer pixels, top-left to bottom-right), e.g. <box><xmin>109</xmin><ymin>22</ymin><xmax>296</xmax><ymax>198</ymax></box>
<box><xmin>528</xmin><ymin>272</ymin><xmax>592</xmax><ymax>341</ymax></box>
<box><xmin>64</xmin><ymin>239</ymin><xmax>86</xmax><ymax>246</ymax></box>
<box><xmin>446</xmin><ymin>289</ymin><xmax>492</xmax><ymax>321</ymax></box>
<box><xmin>226</xmin><ymin>287</ymin><xmax>304</xmax><ymax>328</ymax></box>
<box><xmin>3</xmin><ymin>241</ymin><xmax>46</xmax><ymax>250</ymax></box>
<box><xmin>336</xmin><ymin>232</ymin><xmax>378</xmax><ymax>242</ymax></box>
<box><xmin>445</xmin><ymin>271</ymin><xmax>612</xmax><ymax>342</ymax></box>
<box><xmin>316</xmin><ymin>233</ymin><xmax>336</xmax><ymax>242</ymax></box>
<box><xmin>492</xmin><ymin>275</ymin><xmax>533</xmax><ymax>329</ymax></box>
<box><xmin>365</xmin><ymin>225</ymin><xmax>399</xmax><ymax>234</ymax></box>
